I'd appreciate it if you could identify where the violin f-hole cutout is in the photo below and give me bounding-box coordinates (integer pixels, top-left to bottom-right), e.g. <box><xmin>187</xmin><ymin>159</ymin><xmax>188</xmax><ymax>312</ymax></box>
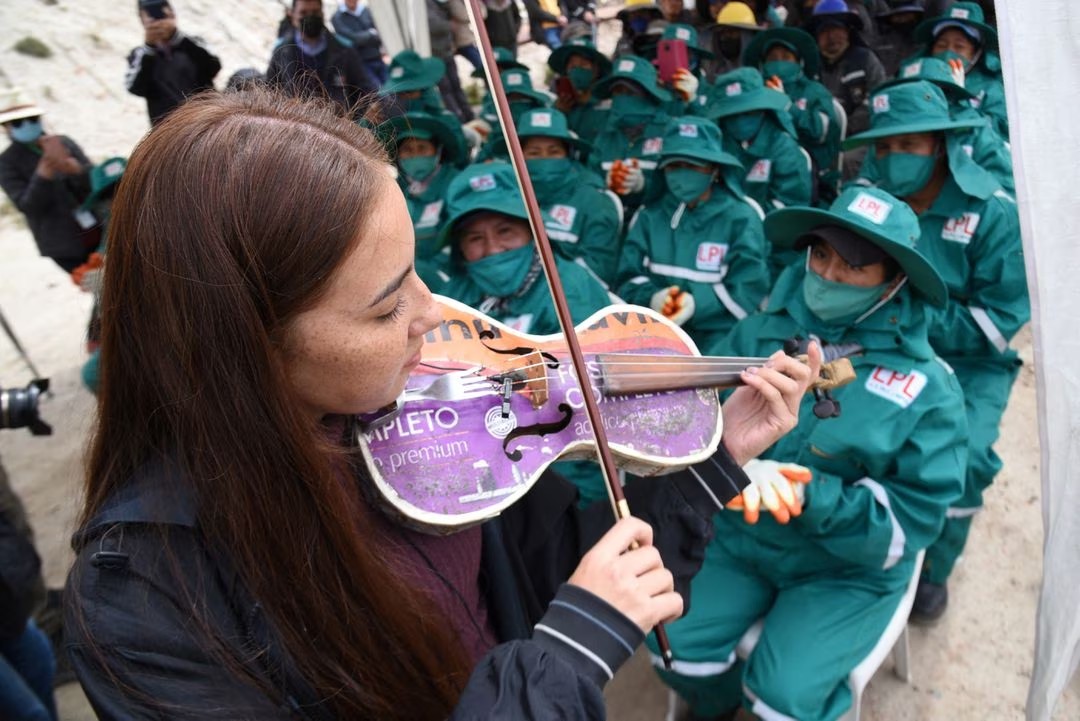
<box><xmin>502</xmin><ymin>403</ymin><xmax>575</xmax><ymax>462</ymax></box>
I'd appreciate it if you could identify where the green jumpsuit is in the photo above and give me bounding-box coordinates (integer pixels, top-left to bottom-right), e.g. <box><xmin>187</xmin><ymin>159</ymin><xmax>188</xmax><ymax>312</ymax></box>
<box><xmin>650</xmin><ymin>263</ymin><xmax>967</xmax><ymax>720</ymax></box>
<box><xmin>589</xmin><ymin>113</ymin><xmax>672</xmax><ymax>215</ymax></box>
<box><xmin>781</xmin><ymin>74</ymin><xmax>842</xmax><ymax>198</ymax></box>
<box><xmin>913</xmin><ymin>156</ymin><xmax>1029</xmax><ymax>583</ymax></box>
<box><xmin>400</xmin><ymin>162</ymin><xmax>460</xmax><ymax>287</ymax></box>
<box><xmin>723</xmin><ymin>116</ymin><xmax>813</xmax><ymax>215</ymax></box>
<box><xmin>615</xmin><ymin>183</ymin><xmax>771</xmax><ymax>352</ymax></box>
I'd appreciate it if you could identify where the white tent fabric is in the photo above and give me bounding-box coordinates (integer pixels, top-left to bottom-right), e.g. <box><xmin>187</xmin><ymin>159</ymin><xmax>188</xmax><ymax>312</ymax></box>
<box><xmin>997</xmin><ymin>4</ymin><xmax>1080</xmax><ymax>719</ymax></box>
<box><xmin>368</xmin><ymin>0</ymin><xmax>430</xmax><ymax>57</ymax></box>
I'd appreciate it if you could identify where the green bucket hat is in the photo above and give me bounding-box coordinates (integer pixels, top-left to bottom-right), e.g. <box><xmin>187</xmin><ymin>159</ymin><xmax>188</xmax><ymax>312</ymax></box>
<box><xmin>766</xmin><ymin>186</ymin><xmax>948</xmax><ymax>307</ymax></box>
<box><xmin>743</xmin><ymin>27</ymin><xmax>820</xmax><ymax>79</ymax></box>
<box><xmin>517</xmin><ymin>107</ymin><xmax>591</xmax><ymax>154</ymax></box>
<box><xmin>702</xmin><ymin>68</ymin><xmax>790</xmax><ymax>120</ymax></box>
<box><xmin>593</xmin><ymin>55</ymin><xmax>673</xmax><ymax>103</ymax></box>
<box><xmin>381</xmin><ymin>112</ymin><xmax>467</xmax><ymax>167</ymax></box>
<box><xmin>437</xmin><ymin>162</ymin><xmax>531</xmax><ymax>250</ymax></box>
<box><xmin>379</xmin><ymin>50</ymin><xmax>446</xmax><ymax>95</ymax></box>
<box><xmin>499</xmin><ymin>68</ymin><xmax>550</xmax><ymax>106</ymax></box>
<box><xmin>82</xmin><ymin>157</ymin><xmax>126</xmax><ymax>210</ymax></box>
<box><xmin>548</xmin><ymin>37</ymin><xmax>613</xmax><ymax>77</ymax></box>
<box><xmin>914</xmin><ymin>2</ymin><xmax>997</xmax><ymax>51</ymax></box>
<box><xmin>876</xmin><ymin>56</ymin><xmax>975</xmax><ymax>101</ymax></box>
<box><xmin>659</xmin><ymin>116</ymin><xmax>741</xmax><ymax>169</ymax></box>
<box><xmin>472</xmin><ymin>46</ymin><xmax>530</xmax><ymax>79</ymax></box>
<box><xmin>660</xmin><ymin>23</ymin><xmax>714</xmax><ymax>59</ymax></box>
<box><xmin>843</xmin><ymin>80</ymin><xmax>986</xmax><ymax>149</ymax></box>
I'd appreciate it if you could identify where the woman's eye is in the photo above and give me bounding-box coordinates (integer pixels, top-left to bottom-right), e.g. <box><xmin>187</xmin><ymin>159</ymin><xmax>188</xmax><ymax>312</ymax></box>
<box><xmin>377</xmin><ymin>297</ymin><xmax>406</xmax><ymax>322</ymax></box>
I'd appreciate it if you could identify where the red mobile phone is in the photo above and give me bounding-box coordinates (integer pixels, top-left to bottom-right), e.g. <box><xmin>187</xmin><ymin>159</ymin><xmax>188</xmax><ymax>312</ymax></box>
<box><xmin>657</xmin><ymin>39</ymin><xmax>690</xmax><ymax>85</ymax></box>
<box><xmin>555</xmin><ymin>76</ymin><xmax>575</xmax><ymax>101</ymax></box>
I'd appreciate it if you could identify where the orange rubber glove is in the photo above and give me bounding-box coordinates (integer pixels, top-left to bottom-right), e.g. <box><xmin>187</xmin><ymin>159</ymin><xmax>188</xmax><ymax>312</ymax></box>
<box><xmin>764</xmin><ymin>75</ymin><xmax>784</xmax><ymax>93</ymax></box>
<box><xmin>606</xmin><ymin>158</ymin><xmax>645</xmax><ymax>195</ymax></box>
<box><xmin>726</xmin><ymin>459</ymin><xmax>813</xmax><ymax>525</ymax></box>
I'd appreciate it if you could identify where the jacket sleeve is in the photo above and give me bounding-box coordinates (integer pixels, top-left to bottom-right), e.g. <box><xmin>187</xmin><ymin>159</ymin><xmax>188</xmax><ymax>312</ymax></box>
<box><xmin>177</xmin><ymin>35</ymin><xmax>222</xmax><ymax>87</ymax></box>
<box><xmin>789</xmin><ymin>85</ymin><xmax>835</xmax><ymax>149</ymax></box>
<box><xmin>793</xmin><ymin>377</ymin><xmax>968</xmax><ymax>570</ymax></box>
<box><xmin>614</xmin><ymin>209</ymin><xmax>665</xmax><ymax>307</ymax></box>
<box><xmin>332</xmin><ymin>11</ymin><xmax>381</xmax><ymax>50</ymax></box>
<box><xmin>576</xmin><ymin>189</ymin><xmax>624</xmax><ymax>287</ymax></box>
<box><xmin>928</xmin><ymin>195</ymin><xmax>1029</xmax><ymax>358</ymax></box>
<box><xmin>976</xmin><ymin>82</ymin><xmax>1010</xmax><ymax>141</ymax></box>
<box><xmin>0</xmin><ymin>153</ymin><xmax>55</xmax><ymax>217</ymax></box>
<box><xmin>767</xmin><ymin>136</ymin><xmax>813</xmax><ymax>211</ymax></box>
<box><xmin>124</xmin><ymin>45</ymin><xmax>156</xmax><ymax>97</ymax></box>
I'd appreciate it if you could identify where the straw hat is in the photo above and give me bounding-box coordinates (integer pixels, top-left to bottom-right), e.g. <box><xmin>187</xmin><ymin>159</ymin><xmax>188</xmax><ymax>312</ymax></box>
<box><xmin>0</xmin><ymin>88</ymin><xmax>44</xmax><ymax>126</ymax></box>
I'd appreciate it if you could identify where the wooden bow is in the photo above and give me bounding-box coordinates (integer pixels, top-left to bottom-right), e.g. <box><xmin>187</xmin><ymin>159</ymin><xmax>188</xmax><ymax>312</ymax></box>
<box><xmin>461</xmin><ymin>1</ymin><xmax>676</xmax><ymax>668</ymax></box>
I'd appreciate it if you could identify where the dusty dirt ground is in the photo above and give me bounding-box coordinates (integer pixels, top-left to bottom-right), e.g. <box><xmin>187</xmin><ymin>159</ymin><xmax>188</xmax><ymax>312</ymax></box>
<box><xmin>0</xmin><ymin>0</ymin><xmax>1076</xmax><ymax>719</ymax></box>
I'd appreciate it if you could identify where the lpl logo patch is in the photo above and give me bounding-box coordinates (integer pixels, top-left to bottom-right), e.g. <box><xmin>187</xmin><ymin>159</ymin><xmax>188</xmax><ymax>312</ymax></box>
<box><xmin>643</xmin><ymin>137</ymin><xmax>663</xmax><ymax>154</ymax></box>
<box><xmin>548</xmin><ymin>204</ymin><xmax>577</xmax><ymax>229</ymax></box>
<box><xmin>618</xmin><ymin>59</ymin><xmax>636</xmax><ymax>73</ymax></box>
<box><xmin>678</xmin><ymin>123</ymin><xmax>699</xmax><ymax>137</ymax></box>
<box><xmin>746</xmin><ymin>159</ymin><xmax>772</xmax><ymax>183</ymax></box>
<box><xmin>532</xmin><ymin>111</ymin><xmax>553</xmax><ymax>127</ymax></box>
<box><xmin>941</xmin><ymin>212</ymin><xmax>980</xmax><ymax>244</ymax></box>
<box><xmin>725</xmin><ymin>82</ymin><xmax>743</xmax><ymax>97</ymax></box>
<box><xmin>795</xmin><ymin>98</ymin><xmax>808</xmax><ymax>110</ymax></box>
<box><xmin>696</xmin><ymin>242</ymin><xmax>728</xmax><ymax>270</ymax></box>
<box><xmin>847</xmin><ymin>192</ymin><xmax>893</xmax><ymax>225</ymax></box>
<box><xmin>417</xmin><ymin>200</ymin><xmax>443</xmax><ymax>228</ymax></box>
<box><xmin>872</xmin><ymin>94</ymin><xmax>890</xmax><ymax>113</ymax></box>
<box><xmin>865</xmin><ymin>367</ymin><xmax>927</xmax><ymax>409</ymax></box>
<box><xmin>469</xmin><ymin>174</ymin><xmax>496</xmax><ymax>191</ymax></box>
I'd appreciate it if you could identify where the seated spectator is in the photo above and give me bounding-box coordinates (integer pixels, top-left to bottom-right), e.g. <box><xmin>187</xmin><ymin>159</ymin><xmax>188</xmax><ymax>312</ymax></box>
<box><xmin>0</xmin><ymin>89</ymin><xmax>94</xmax><ymax>273</ymax></box>
<box><xmin>379</xmin><ymin>51</ymin><xmax>475</xmax><ymax>153</ymax></box>
<box><xmin>267</xmin><ymin>0</ymin><xmax>378</xmax><ymax>114</ymax></box>
<box><xmin>870</xmin><ymin>0</ymin><xmax>928</xmax><ymax>77</ymax></box>
<box><xmin>616</xmin><ymin>115</ymin><xmax>770</xmax><ymax>351</ymax></box>
<box><xmin>912</xmin><ymin>1</ymin><xmax>1008</xmax><ymax>139</ymax></box>
<box><xmin>651</xmin><ymin>186</ymin><xmax>966</xmax><ymax>721</ymax></box>
<box><xmin>654</xmin><ymin>24</ymin><xmax>712</xmax><ymax>113</ymax></box>
<box><xmin>701</xmin><ymin>2</ymin><xmax>762</xmax><ymax>80</ymax></box>
<box><xmin>475</xmin><ymin>69</ymin><xmax>552</xmax><ymax>161</ymax></box>
<box><xmin>332</xmin><ymin>0</ymin><xmax>388</xmax><ymax>85</ymax></box>
<box><xmin>806</xmin><ymin>0</ymin><xmax>887</xmax><ymax>179</ymax></box>
<box><xmin>614</xmin><ymin>0</ymin><xmax>665</xmax><ymax>57</ymax></box>
<box><xmin>549</xmin><ymin>37</ymin><xmax>612</xmax><ymax>143</ymax></box>
<box><xmin>744</xmin><ymin>26</ymin><xmax>842</xmax><ymax>201</ymax></box>
<box><xmin>700</xmin><ymin>68</ymin><xmax>813</xmax><ymax>217</ymax></box>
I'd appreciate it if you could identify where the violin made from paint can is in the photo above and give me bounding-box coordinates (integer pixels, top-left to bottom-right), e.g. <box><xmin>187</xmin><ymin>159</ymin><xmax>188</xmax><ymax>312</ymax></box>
<box><xmin>357</xmin><ymin>296</ymin><xmax>856</xmax><ymax>534</ymax></box>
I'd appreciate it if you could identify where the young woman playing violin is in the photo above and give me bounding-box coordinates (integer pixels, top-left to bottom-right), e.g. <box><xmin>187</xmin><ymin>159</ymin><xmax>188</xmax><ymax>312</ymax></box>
<box><xmin>65</xmin><ymin>89</ymin><xmax>818</xmax><ymax>720</ymax></box>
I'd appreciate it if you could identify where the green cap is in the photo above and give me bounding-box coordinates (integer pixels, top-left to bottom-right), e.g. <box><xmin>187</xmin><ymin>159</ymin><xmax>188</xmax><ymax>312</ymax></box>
<box><xmin>518</xmin><ymin>107</ymin><xmax>591</xmax><ymax>153</ymax></box>
<box><xmin>592</xmin><ymin>54</ymin><xmax>673</xmax><ymax>104</ymax></box>
<box><xmin>660</xmin><ymin>24</ymin><xmax>714</xmax><ymax>59</ymax></box>
<box><xmin>701</xmin><ymin>68</ymin><xmax>789</xmax><ymax>120</ymax></box>
<box><xmin>472</xmin><ymin>46</ymin><xmax>530</xmax><ymax>79</ymax></box>
<box><xmin>82</xmin><ymin>157</ymin><xmax>126</xmax><ymax>210</ymax></box>
<box><xmin>437</xmin><ymin>162</ymin><xmax>530</xmax><ymax>250</ymax></box>
<box><xmin>659</xmin><ymin>116</ymin><xmax>741</xmax><ymax>169</ymax></box>
<box><xmin>380</xmin><ymin>112</ymin><xmax>467</xmax><ymax>167</ymax></box>
<box><xmin>914</xmin><ymin>2</ymin><xmax>997</xmax><ymax>51</ymax></box>
<box><xmin>744</xmin><ymin>27</ymin><xmax>820</xmax><ymax>79</ymax></box>
<box><xmin>500</xmin><ymin>68</ymin><xmax>550</xmax><ymax>106</ymax></box>
<box><xmin>876</xmin><ymin>56</ymin><xmax>975</xmax><ymax>101</ymax></box>
<box><xmin>548</xmin><ymin>37</ymin><xmax>613</xmax><ymax>77</ymax></box>
<box><xmin>379</xmin><ymin>50</ymin><xmax>446</xmax><ymax>94</ymax></box>
<box><xmin>843</xmin><ymin>80</ymin><xmax>986</xmax><ymax>150</ymax></box>
<box><xmin>765</xmin><ymin>186</ymin><xmax>948</xmax><ymax>307</ymax></box>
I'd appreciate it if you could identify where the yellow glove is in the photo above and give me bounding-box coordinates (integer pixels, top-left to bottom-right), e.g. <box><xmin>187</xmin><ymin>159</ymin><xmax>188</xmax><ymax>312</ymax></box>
<box><xmin>726</xmin><ymin>459</ymin><xmax>813</xmax><ymax>525</ymax></box>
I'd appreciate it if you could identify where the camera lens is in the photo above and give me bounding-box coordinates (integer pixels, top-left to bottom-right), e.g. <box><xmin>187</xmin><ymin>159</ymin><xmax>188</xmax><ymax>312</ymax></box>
<box><xmin>0</xmin><ymin>379</ymin><xmax>52</xmax><ymax>435</ymax></box>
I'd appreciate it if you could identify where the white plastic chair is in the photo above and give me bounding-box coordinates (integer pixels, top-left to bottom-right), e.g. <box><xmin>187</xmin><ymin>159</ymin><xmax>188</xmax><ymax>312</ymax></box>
<box><xmin>735</xmin><ymin>550</ymin><xmax>925</xmax><ymax>721</ymax></box>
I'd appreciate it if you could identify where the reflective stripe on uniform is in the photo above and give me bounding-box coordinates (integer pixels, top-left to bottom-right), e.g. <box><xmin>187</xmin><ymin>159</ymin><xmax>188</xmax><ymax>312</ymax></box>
<box><xmin>649</xmin><ymin>650</ymin><xmax>737</xmax><ymax>677</ymax></box>
<box><xmin>853</xmin><ymin>477</ymin><xmax>906</xmax><ymax>570</ymax></box>
<box><xmin>744</xmin><ymin>684</ymin><xmax>799</xmax><ymax>721</ymax></box>
<box><xmin>969</xmin><ymin>306</ymin><xmax>1009</xmax><ymax>353</ymax></box>
<box><xmin>770</xmin><ymin>198</ymin><xmax>786</xmax><ymax>210</ymax></box>
<box><xmin>573</xmin><ymin>256</ymin><xmax>610</xmax><ymax>290</ymax></box>
<box><xmin>645</xmin><ymin>260</ymin><xmax>725</xmax><ymax>284</ymax></box>
<box><xmin>713</xmin><ymin>282</ymin><xmax>748</xmax><ymax>320</ymax></box>
<box><xmin>603</xmin><ymin>189</ymin><xmax>625</xmax><ymax>226</ymax></box>
<box><xmin>627</xmin><ymin>275</ymin><xmax>650</xmax><ymax>285</ymax></box>
<box><xmin>817</xmin><ymin>112</ymin><xmax>830</xmax><ymax>144</ymax></box>
<box><xmin>535</xmin><ymin>624</ymin><xmax>614</xmax><ymax>681</ymax></box>
<box><xmin>841</xmin><ymin>70</ymin><xmax>866</xmax><ymax>83</ymax></box>
<box><xmin>547</xmin><ymin>229</ymin><xmax>579</xmax><ymax>243</ymax></box>
<box><xmin>946</xmin><ymin>506</ymin><xmax>982</xmax><ymax>519</ymax></box>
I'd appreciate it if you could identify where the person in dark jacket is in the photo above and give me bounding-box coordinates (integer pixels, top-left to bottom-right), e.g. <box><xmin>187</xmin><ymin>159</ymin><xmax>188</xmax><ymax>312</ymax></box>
<box><xmin>0</xmin><ymin>90</ymin><xmax>94</xmax><ymax>272</ymax></box>
<box><xmin>126</xmin><ymin>0</ymin><xmax>220</xmax><ymax>125</ymax></box>
<box><xmin>64</xmin><ymin>87</ymin><xmax>818</xmax><ymax>721</ymax></box>
<box><xmin>267</xmin><ymin>0</ymin><xmax>379</xmax><ymax>115</ymax></box>
<box><xmin>331</xmin><ymin>0</ymin><xmax>387</xmax><ymax>85</ymax></box>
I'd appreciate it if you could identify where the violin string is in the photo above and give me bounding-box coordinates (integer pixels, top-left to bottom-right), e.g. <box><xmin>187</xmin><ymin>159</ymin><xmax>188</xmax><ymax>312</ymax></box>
<box><xmin>455</xmin><ymin>356</ymin><xmax>774</xmax><ymax>384</ymax></box>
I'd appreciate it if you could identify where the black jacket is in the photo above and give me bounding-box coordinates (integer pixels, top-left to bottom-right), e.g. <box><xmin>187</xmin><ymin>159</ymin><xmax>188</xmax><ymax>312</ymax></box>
<box><xmin>330</xmin><ymin>7</ymin><xmax>383</xmax><ymax>62</ymax></box>
<box><xmin>267</xmin><ymin>32</ymin><xmax>379</xmax><ymax>115</ymax></box>
<box><xmin>125</xmin><ymin>31</ymin><xmax>221</xmax><ymax>125</ymax></box>
<box><xmin>818</xmin><ymin>44</ymin><xmax>888</xmax><ymax>136</ymax></box>
<box><xmin>65</xmin><ymin>440</ymin><xmax>748</xmax><ymax>719</ymax></box>
<box><xmin>0</xmin><ymin>137</ymin><xmax>92</xmax><ymax>260</ymax></box>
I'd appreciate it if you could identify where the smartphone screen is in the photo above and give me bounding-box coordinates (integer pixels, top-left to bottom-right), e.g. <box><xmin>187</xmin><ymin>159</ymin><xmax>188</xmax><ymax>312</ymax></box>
<box><xmin>657</xmin><ymin>39</ymin><xmax>690</xmax><ymax>85</ymax></box>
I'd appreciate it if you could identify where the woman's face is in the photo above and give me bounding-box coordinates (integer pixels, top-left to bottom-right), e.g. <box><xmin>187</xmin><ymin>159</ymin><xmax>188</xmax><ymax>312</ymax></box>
<box><xmin>522</xmin><ymin>136</ymin><xmax>568</xmax><ymax>159</ymax></box>
<box><xmin>398</xmin><ymin>137</ymin><xmax>438</xmax><ymax>159</ymax></box>
<box><xmin>458</xmin><ymin>212</ymin><xmax>532</xmax><ymax>262</ymax></box>
<box><xmin>809</xmin><ymin>241</ymin><xmax>889</xmax><ymax>287</ymax></box>
<box><xmin>931</xmin><ymin>28</ymin><xmax>977</xmax><ymax>62</ymax></box>
<box><xmin>282</xmin><ymin>182</ymin><xmax>441</xmax><ymax>419</ymax></box>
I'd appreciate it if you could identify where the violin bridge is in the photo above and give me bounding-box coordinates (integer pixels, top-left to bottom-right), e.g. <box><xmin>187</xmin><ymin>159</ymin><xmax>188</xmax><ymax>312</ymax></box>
<box><xmin>518</xmin><ymin>350</ymin><xmax>549</xmax><ymax>409</ymax></box>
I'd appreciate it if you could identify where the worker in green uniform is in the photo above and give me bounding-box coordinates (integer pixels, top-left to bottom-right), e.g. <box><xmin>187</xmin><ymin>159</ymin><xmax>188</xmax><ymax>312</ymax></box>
<box><xmin>433</xmin><ymin>161</ymin><xmax>615</xmax><ymax>505</ymax></box>
<box><xmin>380</xmin><ymin>112</ymin><xmax>468</xmax><ymax>288</ymax></box>
<box><xmin>744</xmin><ymin>26</ymin><xmax>843</xmax><ymax>203</ymax></box>
<box><xmin>844</xmin><ymin>80</ymin><xmax>1029</xmax><ymax>622</ymax></box>
<box><xmin>913</xmin><ymin>2</ymin><xmax>1009</xmax><ymax>140</ymax></box>
<box><xmin>474</xmin><ymin>69</ymin><xmax>552</xmax><ymax>163</ymax></box>
<box><xmin>699</xmin><ymin>68</ymin><xmax>813</xmax><ymax>214</ymax></box>
<box><xmin>856</xmin><ymin>55</ymin><xmax>1014</xmax><ymax>197</ymax></box>
<box><xmin>516</xmin><ymin>108</ymin><xmax>624</xmax><ymax>287</ymax></box>
<box><xmin>548</xmin><ymin>37</ymin><xmax>613</xmax><ymax>144</ymax></box>
<box><xmin>379</xmin><ymin>49</ymin><xmax>482</xmax><ymax>153</ymax></box>
<box><xmin>588</xmin><ymin>55</ymin><xmax>675</xmax><ymax>215</ymax></box>
<box><xmin>615</xmin><ymin>115</ymin><xmax>770</xmax><ymax>351</ymax></box>
<box><xmin>654</xmin><ymin>24</ymin><xmax>714</xmax><ymax>115</ymax></box>
<box><xmin>649</xmin><ymin>185</ymin><xmax>967</xmax><ymax>721</ymax></box>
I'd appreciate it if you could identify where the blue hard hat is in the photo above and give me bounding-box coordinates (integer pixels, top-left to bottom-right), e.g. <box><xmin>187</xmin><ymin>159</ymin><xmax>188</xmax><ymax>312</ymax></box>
<box><xmin>808</xmin><ymin>0</ymin><xmax>864</xmax><ymax>31</ymax></box>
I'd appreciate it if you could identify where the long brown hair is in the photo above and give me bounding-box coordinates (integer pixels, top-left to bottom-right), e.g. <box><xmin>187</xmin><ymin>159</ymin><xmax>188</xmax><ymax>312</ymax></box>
<box><xmin>79</xmin><ymin>89</ymin><xmax>471</xmax><ymax>718</ymax></box>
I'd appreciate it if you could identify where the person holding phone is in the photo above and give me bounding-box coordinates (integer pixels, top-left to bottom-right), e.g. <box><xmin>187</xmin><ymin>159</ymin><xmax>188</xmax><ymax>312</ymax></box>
<box><xmin>126</xmin><ymin>0</ymin><xmax>221</xmax><ymax>126</ymax></box>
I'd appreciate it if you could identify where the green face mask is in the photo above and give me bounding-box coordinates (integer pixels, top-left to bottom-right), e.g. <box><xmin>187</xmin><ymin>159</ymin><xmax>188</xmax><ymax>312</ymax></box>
<box><xmin>724</xmin><ymin>112</ymin><xmax>764</xmax><ymax>142</ymax></box>
<box><xmin>509</xmin><ymin>99</ymin><xmax>535</xmax><ymax>124</ymax></box>
<box><xmin>877</xmin><ymin>152</ymin><xmax>937</xmax><ymax>198</ymax></box>
<box><xmin>403</xmin><ymin>87</ymin><xmax>443</xmax><ymax>113</ymax></box>
<box><xmin>665</xmin><ymin>166</ymin><xmax>714</xmax><ymax>203</ymax></box>
<box><xmin>526</xmin><ymin>157</ymin><xmax>573</xmax><ymax>202</ymax></box>
<box><xmin>802</xmin><ymin>266</ymin><xmax>890</xmax><ymax>325</ymax></box>
<box><xmin>399</xmin><ymin>154</ymin><xmax>439</xmax><ymax>182</ymax></box>
<box><xmin>465</xmin><ymin>243</ymin><xmax>536</xmax><ymax>297</ymax></box>
<box><xmin>762</xmin><ymin>60</ymin><xmax>802</xmax><ymax>84</ymax></box>
<box><xmin>567</xmin><ymin>66</ymin><xmax>595</xmax><ymax>92</ymax></box>
<box><xmin>611</xmin><ymin>93</ymin><xmax>655</xmax><ymax>127</ymax></box>
<box><xmin>934</xmin><ymin>49</ymin><xmax>974</xmax><ymax>74</ymax></box>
